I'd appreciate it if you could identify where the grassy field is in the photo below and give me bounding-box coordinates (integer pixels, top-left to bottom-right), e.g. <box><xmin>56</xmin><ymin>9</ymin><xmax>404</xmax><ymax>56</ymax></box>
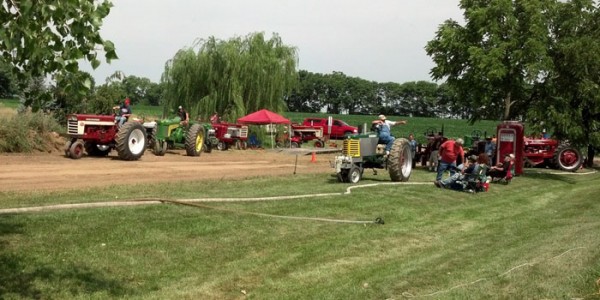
<box><xmin>1</xmin><ymin>168</ymin><xmax>599</xmax><ymax>299</ymax></box>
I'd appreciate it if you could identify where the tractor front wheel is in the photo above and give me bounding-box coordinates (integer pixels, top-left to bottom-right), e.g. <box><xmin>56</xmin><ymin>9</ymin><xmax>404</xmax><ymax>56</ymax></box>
<box><xmin>115</xmin><ymin>122</ymin><xmax>147</xmax><ymax>161</ymax></box>
<box><xmin>217</xmin><ymin>141</ymin><xmax>228</xmax><ymax>151</ymax></box>
<box><xmin>185</xmin><ymin>124</ymin><xmax>205</xmax><ymax>157</ymax></box>
<box><xmin>69</xmin><ymin>140</ymin><xmax>85</xmax><ymax>159</ymax></box>
<box><xmin>346</xmin><ymin>166</ymin><xmax>362</xmax><ymax>183</ymax></box>
<box><xmin>553</xmin><ymin>144</ymin><xmax>582</xmax><ymax>172</ymax></box>
<box><xmin>154</xmin><ymin>140</ymin><xmax>167</xmax><ymax>156</ymax></box>
<box><xmin>388</xmin><ymin>138</ymin><xmax>412</xmax><ymax>181</ymax></box>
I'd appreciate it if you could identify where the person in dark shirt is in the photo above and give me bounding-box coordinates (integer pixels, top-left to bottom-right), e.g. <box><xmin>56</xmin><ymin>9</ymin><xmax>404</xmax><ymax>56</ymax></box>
<box><xmin>488</xmin><ymin>154</ymin><xmax>514</xmax><ymax>180</ymax></box>
<box><xmin>178</xmin><ymin>106</ymin><xmax>189</xmax><ymax>126</ymax></box>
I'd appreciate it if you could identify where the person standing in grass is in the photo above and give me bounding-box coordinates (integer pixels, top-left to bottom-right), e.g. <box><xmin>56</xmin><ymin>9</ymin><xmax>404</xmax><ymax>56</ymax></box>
<box><xmin>408</xmin><ymin>133</ymin><xmax>417</xmax><ymax>168</ymax></box>
<box><xmin>435</xmin><ymin>137</ymin><xmax>465</xmax><ymax>182</ymax></box>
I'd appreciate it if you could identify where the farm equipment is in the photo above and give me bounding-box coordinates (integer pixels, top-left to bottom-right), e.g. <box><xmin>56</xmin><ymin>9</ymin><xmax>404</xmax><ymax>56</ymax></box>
<box><xmin>211</xmin><ymin>122</ymin><xmax>249</xmax><ymax>150</ymax></box>
<box><xmin>497</xmin><ymin>121</ymin><xmax>583</xmax><ymax>174</ymax></box>
<box><xmin>65</xmin><ymin>113</ymin><xmax>150</xmax><ymax>160</ymax></box>
<box><xmin>275</xmin><ymin>124</ymin><xmax>325</xmax><ymax>148</ymax></box>
<box><xmin>522</xmin><ymin>137</ymin><xmax>583</xmax><ymax>171</ymax></box>
<box><xmin>333</xmin><ymin>125</ymin><xmax>412</xmax><ymax>183</ymax></box>
<box><xmin>148</xmin><ymin>117</ymin><xmax>216</xmax><ymax>156</ymax></box>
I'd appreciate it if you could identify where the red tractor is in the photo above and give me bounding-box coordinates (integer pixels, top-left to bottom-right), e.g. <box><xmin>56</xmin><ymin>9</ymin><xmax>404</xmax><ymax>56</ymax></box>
<box><xmin>523</xmin><ymin>137</ymin><xmax>583</xmax><ymax>171</ymax></box>
<box><xmin>64</xmin><ymin>114</ymin><xmax>150</xmax><ymax>160</ymax></box>
<box><xmin>211</xmin><ymin>122</ymin><xmax>249</xmax><ymax>150</ymax></box>
<box><xmin>497</xmin><ymin>121</ymin><xmax>583</xmax><ymax>174</ymax></box>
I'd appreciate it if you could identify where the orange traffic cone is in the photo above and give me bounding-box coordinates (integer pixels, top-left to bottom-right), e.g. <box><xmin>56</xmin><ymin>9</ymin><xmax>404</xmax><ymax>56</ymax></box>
<box><xmin>311</xmin><ymin>152</ymin><xmax>317</xmax><ymax>163</ymax></box>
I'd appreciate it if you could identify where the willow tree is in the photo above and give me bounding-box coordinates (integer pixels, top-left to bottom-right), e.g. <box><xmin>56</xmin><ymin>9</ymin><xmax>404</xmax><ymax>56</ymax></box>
<box><xmin>161</xmin><ymin>32</ymin><xmax>298</xmax><ymax>121</ymax></box>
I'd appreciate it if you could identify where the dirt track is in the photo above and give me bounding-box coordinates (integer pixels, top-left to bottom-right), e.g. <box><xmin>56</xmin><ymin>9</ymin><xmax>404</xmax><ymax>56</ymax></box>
<box><xmin>0</xmin><ymin>149</ymin><xmax>338</xmax><ymax>193</ymax></box>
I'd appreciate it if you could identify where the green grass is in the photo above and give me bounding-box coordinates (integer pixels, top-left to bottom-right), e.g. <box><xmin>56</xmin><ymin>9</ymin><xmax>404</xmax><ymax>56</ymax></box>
<box><xmin>1</xmin><ymin>169</ymin><xmax>599</xmax><ymax>299</ymax></box>
<box><xmin>0</xmin><ymin>98</ymin><xmax>20</xmax><ymax>109</ymax></box>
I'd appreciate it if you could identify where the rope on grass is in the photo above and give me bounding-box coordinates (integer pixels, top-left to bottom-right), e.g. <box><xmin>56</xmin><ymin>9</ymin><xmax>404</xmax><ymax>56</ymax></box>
<box><xmin>157</xmin><ymin>199</ymin><xmax>385</xmax><ymax>225</ymax></box>
<box><xmin>0</xmin><ymin>182</ymin><xmax>430</xmax><ymax>215</ymax></box>
<box><xmin>401</xmin><ymin>246</ymin><xmax>587</xmax><ymax>298</ymax></box>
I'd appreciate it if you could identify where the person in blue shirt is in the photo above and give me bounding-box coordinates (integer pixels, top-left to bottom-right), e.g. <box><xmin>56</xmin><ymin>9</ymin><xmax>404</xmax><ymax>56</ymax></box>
<box><xmin>408</xmin><ymin>133</ymin><xmax>418</xmax><ymax>167</ymax></box>
<box><xmin>372</xmin><ymin>114</ymin><xmax>407</xmax><ymax>155</ymax></box>
<box><xmin>113</xmin><ymin>97</ymin><xmax>132</xmax><ymax>127</ymax></box>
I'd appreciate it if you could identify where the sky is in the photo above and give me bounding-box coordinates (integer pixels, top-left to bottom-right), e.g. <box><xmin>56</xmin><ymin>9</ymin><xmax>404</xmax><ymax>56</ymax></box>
<box><xmin>82</xmin><ymin>0</ymin><xmax>464</xmax><ymax>85</ymax></box>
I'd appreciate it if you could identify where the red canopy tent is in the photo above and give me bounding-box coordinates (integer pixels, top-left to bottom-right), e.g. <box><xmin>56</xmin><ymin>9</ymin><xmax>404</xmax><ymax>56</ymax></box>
<box><xmin>237</xmin><ymin>109</ymin><xmax>290</xmax><ymax>125</ymax></box>
<box><xmin>237</xmin><ymin>109</ymin><xmax>291</xmax><ymax>148</ymax></box>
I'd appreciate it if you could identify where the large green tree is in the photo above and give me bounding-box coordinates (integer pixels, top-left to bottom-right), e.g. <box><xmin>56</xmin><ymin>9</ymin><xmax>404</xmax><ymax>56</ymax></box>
<box><xmin>426</xmin><ymin>0</ymin><xmax>555</xmax><ymax>121</ymax></box>
<box><xmin>529</xmin><ymin>0</ymin><xmax>600</xmax><ymax>165</ymax></box>
<box><xmin>0</xmin><ymin>0</ymin><xmax>117</xmax><ymax>110</ymax></box>
<box><xmin>161</xmin><ymin>32</ymin><xmax>298</xmax><ymax>121</ymax></box>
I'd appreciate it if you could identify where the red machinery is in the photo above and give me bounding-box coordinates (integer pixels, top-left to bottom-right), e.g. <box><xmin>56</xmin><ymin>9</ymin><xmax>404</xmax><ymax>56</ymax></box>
<box><xmin>65</xmin><ymin>113</ymin><xmax>151</xmax><ymax>160</ymax></box>
<box><xmin>496</xmin><ymin>121</ymin><xmax>525</xmax><ymax>175</ymax></box>
<box><xmin>211</xmin><ymin>122</ymin><xmax>249</xmax><ymax>150</ymax></box>
<box><xmin>496</xmin><ymin>121</ymin><xmax>583</xmax><ymax>174</ymax></box>
<box><xmin>290</xmin><ymin>124</ymin><xmax>325</xmax><ymax>147</ymax></box>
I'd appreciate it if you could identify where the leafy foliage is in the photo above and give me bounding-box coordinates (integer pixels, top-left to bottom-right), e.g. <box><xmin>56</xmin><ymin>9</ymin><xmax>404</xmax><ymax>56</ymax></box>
<box><xmin>161</xmin><ymin>32</ymin><xmax>298</xmax><ymax>121</ymax></box>
<box><xmin>529</xmin><ymin>0</ymin><xmax>600</xmax><ymax>156</ymax></box>
<box><xmin>426</xmin><ymin>0</ymin><xmax>555</xmax><ymax>121</ymax></box>
<box><xmin>0</xmin><ymin>0</ymin><xmax>116</xmax><ymax>110</ymax></box>
<box><xmin>289</xmin><ymin>71</ymin><xmax>452</xmax><ymax>118</ymax></box>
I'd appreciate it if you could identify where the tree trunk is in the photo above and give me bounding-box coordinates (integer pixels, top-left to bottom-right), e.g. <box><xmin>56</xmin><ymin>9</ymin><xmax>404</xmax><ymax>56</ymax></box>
<box><xmin>587</xmin><ymin>144</ymin><xmax>596</xmax><ymax>168</ymax></box>
<box><xmin>503</xmin><ymin>91</ymin><xmax>512</xmax><ymax>120</ymax></box>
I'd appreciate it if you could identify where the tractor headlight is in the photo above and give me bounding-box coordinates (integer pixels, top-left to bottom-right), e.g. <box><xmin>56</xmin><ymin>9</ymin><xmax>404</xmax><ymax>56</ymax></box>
<box><xmin>68</xmin><ymin>115</ymin><xmax>78</xmax><ymax>121</ymax></box>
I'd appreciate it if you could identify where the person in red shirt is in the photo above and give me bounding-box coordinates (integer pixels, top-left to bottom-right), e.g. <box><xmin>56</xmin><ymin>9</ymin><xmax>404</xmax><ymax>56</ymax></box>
<box><xmin>436</xmin><ymin>138</ymin><xmax>465</xmax><ymax>182</ymax></box>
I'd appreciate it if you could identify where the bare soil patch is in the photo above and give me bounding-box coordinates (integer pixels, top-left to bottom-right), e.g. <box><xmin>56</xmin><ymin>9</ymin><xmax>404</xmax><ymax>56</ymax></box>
<box><xmin>0</xmin><ymin>149</ymin><xmax>338</xmax><ymax>193</ymax></box>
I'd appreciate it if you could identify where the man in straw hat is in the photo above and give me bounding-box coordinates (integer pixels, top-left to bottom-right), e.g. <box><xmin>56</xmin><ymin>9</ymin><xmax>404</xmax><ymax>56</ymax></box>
<box><xmin>371</xmin><ymin>114</ymin><xmax>407</xmax><ymax>156</ymax></box>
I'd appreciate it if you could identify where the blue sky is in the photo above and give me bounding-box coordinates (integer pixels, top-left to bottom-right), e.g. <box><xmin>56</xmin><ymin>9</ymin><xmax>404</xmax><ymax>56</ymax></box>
<box><xmin>82</xmin><ymin>0</ymin><xmax>463</xmax><ymax>85</ymax></box>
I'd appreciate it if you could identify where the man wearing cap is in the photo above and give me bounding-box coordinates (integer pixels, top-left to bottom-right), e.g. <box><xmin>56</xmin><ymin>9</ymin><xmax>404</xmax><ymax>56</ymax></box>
<box><xmin>178</xmin><ymin>105</ymin><xmax>189</xmax><ymax>126</ymax></box>
<box><xmin>113</xmin><ymin>97</ymin><xmax>132</xmax><ymax>127</ymax></box>
<box><xmin>488</xmin><ymin>153</ymin><xmax>514</xmax><ymax>180</ymax></box>
<box><xmin>372</xmin><ymin>114</ymin><xmax>407</xmax><ymax>156</ymax></box>
<box><xmin>436</xmin><ymin>137</ymin><xmax>465</xmax><ymax>182</ymax></box>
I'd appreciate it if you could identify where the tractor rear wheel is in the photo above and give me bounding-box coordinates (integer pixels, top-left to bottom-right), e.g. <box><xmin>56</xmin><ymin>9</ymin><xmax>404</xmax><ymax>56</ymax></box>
<box><xmin>69</xmin><ymin>140</ymin><xmax>85</xmax><ymax>159</ymax></box>
<box><xmin>388</xmin><ymin>138</ymin><xmax>412</xmax><ymax>181</ymax></box>
<box><xmin>115</xmin><ymin>122</ymin><xmax>147</xmax><ymax>161</ymax></box>
<box><xmin>185</xmin><ymin>124</ymin><xmax>205</xmax><ymax>157</ymax></box>
<box><xmin>553</xmin><ymin>144</ymin><xmax>582</xmax><ymax>172</ymax></box>
<box><xmin>84</xmin><ymin>142</ymin><xmax>111</xmax><ymax>157</ymax></box>
<box><xmin>153</xmin><ymin>140</ymin><xmax>167</xmax><ymax>156</ymax></box>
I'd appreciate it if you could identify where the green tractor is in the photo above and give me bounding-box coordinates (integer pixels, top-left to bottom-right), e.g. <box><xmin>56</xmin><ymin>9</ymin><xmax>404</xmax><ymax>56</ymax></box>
<box><xmin>333</xmin><ymin>130</ymin><xmax>412</xmax><ymax>183</ymax></box>
<box><xmin>149</xmin><ymin>117</ymin><xmax>216</xmax><ymax>156</ymax></box>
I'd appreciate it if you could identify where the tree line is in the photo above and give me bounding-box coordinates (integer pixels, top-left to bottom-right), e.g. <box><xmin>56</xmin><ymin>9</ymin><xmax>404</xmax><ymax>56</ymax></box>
<box><xmin>1</xmin><ymin>0</ymin><xmax>598</xmax><ymax>163</ymax></box>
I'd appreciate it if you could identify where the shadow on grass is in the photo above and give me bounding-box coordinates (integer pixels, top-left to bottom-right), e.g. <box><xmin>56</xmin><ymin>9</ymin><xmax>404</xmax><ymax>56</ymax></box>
<box><xmin>0</xmin><ymin>217</ymin><xmax>132</xmax><ymax>299</ymax></box>
<box><xmin>521</xmin><ymin>172</ymin><xmax>579</xmax><ymax>184</ymax></box>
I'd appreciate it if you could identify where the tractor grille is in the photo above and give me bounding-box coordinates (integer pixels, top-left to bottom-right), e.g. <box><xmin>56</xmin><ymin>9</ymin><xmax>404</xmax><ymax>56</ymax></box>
<box><xmin>67</xmin><ymin>120</ymin><xmax>78</xmax><ymax>135</ymax></box>
<box><xmin>343</xmin><ymin>139</ymin><xmax>360</xmax><ymax>157</ymax></box>
<box><xmin>240</xmin><ymin>126</ymin><xmax>248</xmax><ymax>138</ymax></box>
